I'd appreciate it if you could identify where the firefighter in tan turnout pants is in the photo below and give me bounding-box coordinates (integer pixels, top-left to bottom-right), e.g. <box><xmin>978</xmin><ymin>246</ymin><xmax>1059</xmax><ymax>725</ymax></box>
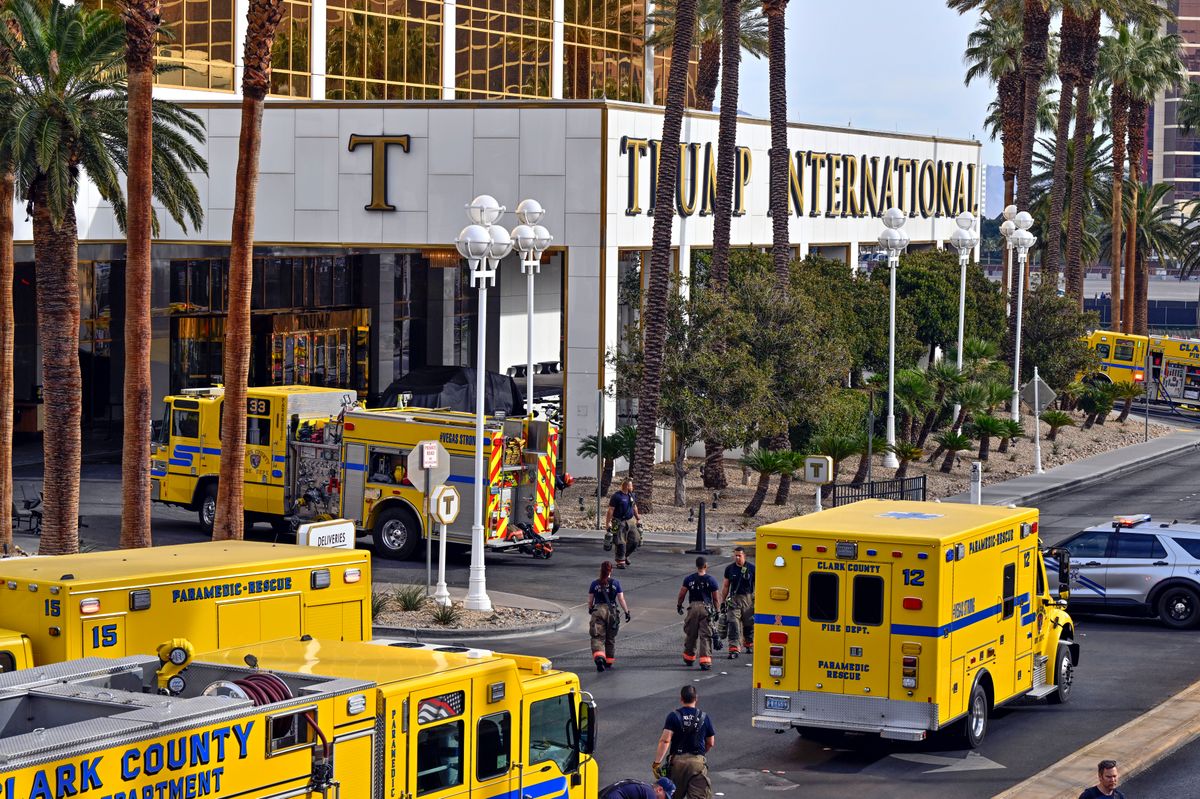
<box><xmin>653</xmin><ymin>684</ymin><xmax>715</xmax><ymax>799</ymax></box>
<box><xmin>721</xmin><ymin>546</ymin><xmax>755</xmax><ymax>659</ymax></box>
<box><xmin>676</xmin><ymin>556</ymin><xmax>721</xmax><ymax>671</ymax></box>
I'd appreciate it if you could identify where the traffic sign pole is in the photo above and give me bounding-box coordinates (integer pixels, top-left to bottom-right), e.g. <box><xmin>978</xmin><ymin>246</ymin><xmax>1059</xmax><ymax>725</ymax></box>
<box><xmin>429</xmin><ymin>486</ymin><xmax>461</xmax><ymax>608</ymax></box>
<box><xmin>1033</xmin><ymin>367</ymin><xmax>1043</xmax><ymax>475</ymax></box>
<box><xmin>425</xmin><ymin>469</ymin><xmax>432</xmax><ymax>596</ymax></box>
<box><xmin>434</xmin><ymin>522</ymin><xmax>451</xmax><ymax>606</ymax></box>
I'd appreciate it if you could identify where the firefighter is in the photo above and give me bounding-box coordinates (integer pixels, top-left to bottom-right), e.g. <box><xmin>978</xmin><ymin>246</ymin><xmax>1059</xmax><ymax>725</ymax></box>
<box><xmin>652</xmin><ymin>685</ymin><xmax>715</xmax><ymax>799</ymax></box>
<box><xmin>589</xmin><ymin>560</ymin><xmax>631</xmax><ymax>672</ymax></box>
<box><xmin>721</xmin><ymin>546</ymin><xmax>755</xmax><ymax>659</ymax></box>
<box><xmin>605</xmin><ymin>478</ymin><xmax>642</xmax><ymax>569</ymax></box>
<box><xmin>676</xmin><ymin>556</ymin><xmax>721</xmax><ymax>671</ymax></box>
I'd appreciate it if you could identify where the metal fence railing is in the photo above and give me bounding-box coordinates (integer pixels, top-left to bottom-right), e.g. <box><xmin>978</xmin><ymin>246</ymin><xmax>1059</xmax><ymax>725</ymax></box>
<box><xmin>829</xmin><ymin>475</ymin><xmax>927</xmax><ymax>508</ymax></box>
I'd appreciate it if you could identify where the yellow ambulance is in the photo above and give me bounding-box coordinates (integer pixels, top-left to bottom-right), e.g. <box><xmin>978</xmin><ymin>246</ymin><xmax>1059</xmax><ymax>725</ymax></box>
<box><xmin>1083</xmin><ymin>330</ymin><xmax>1200</xmax><ymax>406</ymax></box>
<box><xmin>0</xmin><ymin>541</ymin><xmax>370</xmax><ymax>673</ymax></box>
<box><xmin>0</xmin><ymin>636</ymin><xmax>598</xmax><ymax>799</ymax></box>
<box><xmin>750</xmin><ymin>500</ymin><xmax>1078</xmax><ymax>747</ymax></box>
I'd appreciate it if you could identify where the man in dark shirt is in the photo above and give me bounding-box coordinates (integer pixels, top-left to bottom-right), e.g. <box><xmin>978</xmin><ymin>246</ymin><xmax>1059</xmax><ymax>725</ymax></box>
<box><xmin>721</xmin><ymin>547</ymin><xmax>756</xmax><ymax>659</ymax></box>
<box><xmin>600</xmin><ymin>777</ymin><xmax>675</xmax><ymax>799</ymax></box>
<box><xmin>1079</xmin><ymin>760</ymin><xmax>1125</xmax><ymax>799</ymax></box>
<box><xmin>605</xmin><ymin>478</ymin><xmax>642</xmax><ymax>568</ymax></box>
<box><xmin>653</xmin><ymin>685</ymin><xmax>715</xmax><ymax>799</ymax></box>
<box><xmin>676</xmin><ymin>557</ymin><xmax>721</xmax><ymax>670</ymax></box>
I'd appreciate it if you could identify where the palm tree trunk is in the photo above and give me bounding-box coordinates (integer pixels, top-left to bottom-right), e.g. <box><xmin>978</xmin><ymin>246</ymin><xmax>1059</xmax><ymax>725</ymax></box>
<box><xmin>0</xmin><ymin>171</ymin><xmax>12</xmax><ymax>551</ymax></box>
<box><xmin>774</xmin><ymin>468</ymin><xmax>792</xmax><ymax>504</ymax></box>
<box><xmin>1044</xmin><ymin>5</ymin><xmax>1082</xmax><ymax>285</ymax></box>
<box><xmin>916</xmin><ymin>388</ymin><xmax>946</xmax><ymax>447</ymax></box>
<box><xmin>940</xmin><ymin>449</ymin><xmax>958</xmax><ymax>473</ymax></box>
<box><xmin>630</xmin><ymin>0</ymin><xmax>697</xmax><ymax>512</ymax></box>
<box><xmin>895</xmin><ymin>458</ymin><xmax>909</xmax><ymax>481</ymax></box>
<box><xmin>215</xmin><ymin>0</ymin><xmax>286</xmax><ymax>539</ymax></box>
<box><xmin>851</xmin><ymin>452</ymin><xmax>870</xmax><ymax>485</ymax></box>
<box><xmin>702</xmin><ymin>0</ymin><xmax>743</xmax><ymax>491</ymax></box>
<box><xmin>32</xmin><ymin>180</ymin><xmax>81</xmax><ymax>555</ymax></box>
<box><xmin>674</xmin><ymin>437</ymin><xmax>687</xmax><ymax>507</ymax></box>
<box><xmin>1109</xmin><ymin>83</ymin><xmax>1129</xmax><ymax>333</ymax></box>
<box><xmin>1128</xmin><ymin>99</ymin><xmax>1149</xmax><ymax>336</ymax></box>
<box><xmin>695</xmin><ymin>38</ymin><xmax>720</xmax><ymax>112</ymax></box>
<box><xmin>1118</xmin><ymin>397</ymin><xmax>1134</xmax><ymax>424</ymax></box>
<box><xmin>120</xmin><ymin>0</ymin><xmax>160</xmax><ymax>550</ymax></box>
<box><xmin>1065</xmin><ymin>10</ymin><xmax>1101</xmax><ymax>308</ymax></box>
<box><xmin>601</xmin><ymin>457</ymin><xmax>614</xmax><ymax>496</ymax></box>
<box><xmin>743</xmin><ymin>470</ymin><xmax>770</xmax><ymax>516</ymax></box>
<box><xmin>999</xmin><ymin>68</ymin><xmax>1021</xmax><ymax>303</ymax></box>
<box><xmin>978</xmin><ymin>435</ymin><xmax>990</xmax><ymax>461</ymax></box>
<box><xmin>765</xmin><ymin>0</ymin><xmax>790</xmax><ymax>289</ymax></box>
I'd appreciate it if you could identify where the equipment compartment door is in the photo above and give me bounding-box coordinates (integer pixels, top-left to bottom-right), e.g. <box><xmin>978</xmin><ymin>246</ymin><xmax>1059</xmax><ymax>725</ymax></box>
<box><xmin>81</xmin><ymin>616</ymin><xmax>126</xmax><ymax>657</ymax></box>
<box><xmin>799</xmin><ymin>560</ymin><xmax>845</xmax><ymax>694</ymax></box>
<box><xmin>409</xmin><ymin>687</ymin><xmax>470</xmax><ymax>799</ymax></box>
<box><xmin>844</xmin><ymin>567</ymin><xmax>892</xmax><ymax>698</ymax></box>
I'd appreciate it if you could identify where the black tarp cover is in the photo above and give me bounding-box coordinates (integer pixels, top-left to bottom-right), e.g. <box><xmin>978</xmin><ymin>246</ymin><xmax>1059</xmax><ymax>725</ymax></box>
<box><xmin>379</xmin><ymin>366</ymin><xmax>524</xmax><ymax>415</ymax></box>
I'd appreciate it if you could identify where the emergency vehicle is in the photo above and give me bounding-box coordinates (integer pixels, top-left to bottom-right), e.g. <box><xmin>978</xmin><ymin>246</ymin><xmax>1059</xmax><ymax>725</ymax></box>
<box><xmin>0</xmin><ymin>541</ymin><xmax>370</xmax><ymax>673</ymax></box>
<box><xmin>1084</xmin><ymin>330</ymin><xmax>1200</xmax><ymax>407</ymax></box>
<box><xmin>150</xmin><ymin>385</ymin><xmax>563</xmax><ymax>559</ymax></box>
<box><xmin>0</xmin><ymin>636</ymin><xmax>598</xmax><ymax>799</ymax></box>
<box><xmin>750</xmin><ymin>500</ymin><xmax>1078</xmax><ymax>747</ymax></box>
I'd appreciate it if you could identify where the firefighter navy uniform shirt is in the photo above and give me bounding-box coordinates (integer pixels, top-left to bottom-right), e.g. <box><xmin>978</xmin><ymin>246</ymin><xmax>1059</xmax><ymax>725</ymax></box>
<box><xmin>724</xmin><ymin>562</ymin><xmax>755</xmax><ymax>595</ymax></box>
<box><xmin>665</xmin><ymin>707</ymin><xmax>715</xmax><ymax>755</ymax></box>
<box><xmin>609</xmin><ymin>491</ymin><xmax>637</xmax><ymax>521</ymax></box>
<box><xmin>589</xmin><ymin>579</ymin><xmax>623</xmax><ymax>606</ymax></box>
<box><xmin>683</xmin><ymin>573</ymin><xmax>720</xmax><ymax>603</ymax></box>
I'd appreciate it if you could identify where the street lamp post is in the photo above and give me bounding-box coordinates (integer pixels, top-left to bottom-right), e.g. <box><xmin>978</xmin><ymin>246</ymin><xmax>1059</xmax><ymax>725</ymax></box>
<box><xmin>879</xmin><ymin>207</ymin><xmax>909</xmax><ymax>469</ymax></box>
<box><xmin>948</xmin><ymin>213</ymin><xmax>979</xmax><ymax>421</ymax></box>
<box><xmin>1001</xmin><ymin>204</ymin><xmax>1017</xmax><ymax>315</ymax></box>
<box><xmin>1009</xmin><ymin>212</ymin><xmax>1036</xmax><ymax>423</ymax></box>
<box><xmin>511</xmin><ymin>200</ymin><xmax>553</xmax><ymax>417</ymax></box>
<box><xmin>455</xmin><ymin>195</ymin><xmax>512</xmax><ymax>613</ymax></box>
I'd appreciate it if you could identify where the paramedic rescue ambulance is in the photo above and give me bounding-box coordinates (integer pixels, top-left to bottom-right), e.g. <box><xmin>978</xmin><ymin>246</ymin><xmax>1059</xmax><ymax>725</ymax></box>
<box><xmin>0</xmin><ymin>541</ymin><xmax>370</xmax><ymax>673</ymax></box>
<box><xmin>0</xmin><ymin>635</ymin><xmax>597</xmax><ymax>799</ymax></box>
<box><xmin>150</xmin><ymin>385</ymin><xmax>563</xmax><ymax>559</ymax></box>
<box><xmin>751</xmin><ymin>500</ymin><xmax>1078</xmax><ymax>747</ymax></box>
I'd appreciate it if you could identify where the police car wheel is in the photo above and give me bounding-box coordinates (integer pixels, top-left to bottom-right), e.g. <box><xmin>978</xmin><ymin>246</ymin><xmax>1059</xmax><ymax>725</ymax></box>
<box><xmin>1156</xmin><ymin>585</ymin><xmax>1200</xmax><ymax>629</ymax></box>
<box><xmin>1047</xmin><ymin>643</ymin><xmax>1074</xmax><ymax>705</ymax></box>
<box><xmin>962</xmin><ymin>682</ymin><xmax>989</xmax><ymax>748</ymax></box>
<box><xmin>198</xmin><ymin>484</ymin><xmax>217</xmax><ymax>535</ymax></box>
<box><xmin>373</xmin><ymin>506</ymin><xmax>421</xmax><ymax>561</ymax></box>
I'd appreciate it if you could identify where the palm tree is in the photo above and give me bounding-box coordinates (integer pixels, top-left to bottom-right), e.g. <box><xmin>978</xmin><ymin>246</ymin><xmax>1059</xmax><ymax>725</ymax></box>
<box><xmin>895</xmin><ymin>368</ymin><xmax>933</xmax><ymax>443</ymax></box>
<box><xmin>1065</xmin><ymin>7</ymin><xmax>1102</xmax><ymax>304</ymax></box>
<box><xmin>1178</xmin><ymin>81</ymin><xmax>1200</xmax><ymax>138</ymax></box>
<box><xmin>0</xmin><ymin>0</ymin><xmax>203</xmax><ymax>554</ymax></box>
<box><xmin>631</xmin><ymin>0</ymin><xmax>697</xmax><ymax>512</ymax></box>
<box><xmin>1111</xmin><ymin>380</ymin><xmax>1144</xmax><ymax>423</ymax></box>
<box><xmin>1078</xmin><ymin>385</ymin><xmax>1113</xmax><ymax>427</ymax></box>
<box><xmin>214</xmin><ymin>0</ymin><xmax>288</xmax><ymax>539</ymax></box>
<box><xmin>889</xmin><ymin>441</ymin><xmax>925</xmax><ymax>481</ymax></box>
<box><xmin>850</xmin><ymin>432</ymin><xmax>885</xmax><ymax>485</ymax></box>
<box><xmin>1031</xmin><ymin>131</ymin><xmax>1111</xmax><ymax>271</ymax></box>
<box><xmin>917</xmin><ymin>360</ymin><xmax>963</xmax><ymax>446</ymax></box>
<box><xmin>646</xmin><ymin>0</ymin><xmax>767</xmax><ymax>111</ymax></box>
<box><xmin>996</xmin><ymin>418</ymin><xmax>1023</xmax><ymax>454</ymax></box>
<box><xmin>773</xmin><ymin>450</ymin><xmax>805</xmax><ymax>505</ymax></box>
<box><xmin>1101</xmin><ymin>182</ymin><xmax>1181</xmax><ymax>336</ymax></box>
<box><xmin>578</xmin><ymin>426</ymin><xmax>637</xmax><ymax>497</ymax></box>
<box><xmin>1040</xmin><ymin>408</ymin><xmax>1076</xmax><ymax>439</ymax></box>
<box><xmin>120</xmin><ymin>0</ymin><xmax>160</xmax><ymax>549</ymax></box>
<box><xmin>764</xmin><ymin>0</ymin><xmax>789</xmax><ymax>288</ymax></box>
<box><xmin>1042</xmin><ymin>3</ymin><xmax>1086</xmax><ymax>284</ymax></box>
<box><xmin>0</xmin><ymin>14</ymin><xmax>15</xmax><ymax>551</ymax></box>
<box><xmin>742</xmin><ymin>448</ymin><xmax>783</xmax><ymax>517</ymax></box>
<box><xmin>935</xmin><ymin>430</ymin><xmax>973</xmax><ymax>473</ymax></box>
<box><xmin>969</xmin><ymin>413</ymin><xmax>1007</xmax><ymax>461</ymax></box>
<box><xmin>948</xmin><ymin>381</ymin><xmax>990</xmax><ymax>436</ymax></box>
<box><xmin>1098</xmin><ymin>23</ymin><xmax>1140</xmax><ymax>331</ymax></box>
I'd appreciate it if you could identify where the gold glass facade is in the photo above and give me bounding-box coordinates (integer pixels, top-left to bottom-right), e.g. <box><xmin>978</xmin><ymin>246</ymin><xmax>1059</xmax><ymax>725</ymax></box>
<box><xmin>455</xmin><ymin>0</ymin><xmax>552</xmax><ymax>99</ymax></box>
<box><xmin>563</xmin><ymin>0</ymin><xmax>645</xmax><ymax>101</ymax></box>
<box><xmin>325</xmin><ymin>0</ymin><xmax>443</xmax><ymax>100</ymax></box>
<box><xmin>271</xmin><ymin>0</ymin><xmax>313</xmax><ymax>97</ymax></box>
<box><xmin>653</xmin><ymin>46</ymin><xmax>698</xmax><ymax>107</ymax></box>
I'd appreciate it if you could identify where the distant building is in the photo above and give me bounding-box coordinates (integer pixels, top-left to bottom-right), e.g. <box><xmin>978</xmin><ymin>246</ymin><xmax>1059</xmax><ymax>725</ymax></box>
<box><xmin>1150</xmin><ymin>1</ymin><xmax>1200</xmax><ymax>203</ymax></box>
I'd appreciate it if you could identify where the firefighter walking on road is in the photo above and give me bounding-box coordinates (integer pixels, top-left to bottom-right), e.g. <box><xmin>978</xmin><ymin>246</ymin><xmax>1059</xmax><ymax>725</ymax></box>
<box><xmin>721</xmin><ymin>547</ymin><xmax>755</xmax><ymax>659</ymax></box>
<box><xmin>589</xmin><ymin>560</ymin><xmax>631</xmax><ymax>672</ymax></box>
<box><xmin>605</xmin><ymin>479</ymin><xmax>642</xmax><ymax>569</ymax></box>
<box><xmin>677</xmin><ymin>557</ymin><xmax>721</xmax><ymax>671</ymax></box>
<box><xmin>653</xmin><ymin>685</ymin><xmax>715</xmax><ymax>799</ymax></box>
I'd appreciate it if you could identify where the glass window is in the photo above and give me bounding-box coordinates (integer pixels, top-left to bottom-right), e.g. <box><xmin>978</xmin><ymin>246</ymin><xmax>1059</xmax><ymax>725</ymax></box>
<box><xmin>1002</xmin><ymin>563</ymin><xmax>1016</xmax><ymax>619</ymax></box>
<box><xmin>270</xmin><ymin>0</ymin><xmax>313</xmax><ymax>97</ymax></box>
<box><xmin>172</xmin><ymin>409</ymin><xmax>200</xmax><ymax>438</ymax></box>
<box><xmin>851</xmin><ymin>575</ymin><xmax>884</xmax><ymax>626</ymax></box>
<box><xmin>563</xmin><ymin>0</ymin><xmax>645</xmax><ymax>102</ymax></box>
<box><xmin>416</xmin><ymin>721</ymin><xmax>464</xmax><ymax>795</ymax></box>
<box><xmin>527</xmin><ymin>694</ymin><xmax>578</xmax><ymax>774</ymax></box>
<box><xmin>1114</xmin><ymin>339</ymin><xmax>1136</xmax><ymax>362</ymax></box>
<box><xmin>1094</xmin><ymin>343</ymin><xmax>1111</xmax><ymax>359</ymax></box>
<box><xmin>0</xmin><ymin>651</ymin><xmax>15</xmax><ymax>673</ymax></box>
<box><xmin>1173</xmin><ymin>537</ymin><xmax>1200</xmax><ymax>558</ymax></box>
<box><xmin>1113</xmin><ymin>533</ymin><xmax>1168</xmax><ymax>560</ymax></box>
<box><xmin>807</xmin><ymin>572</ymin><xmax>838</xmax><ymax>623</ymax></box>
<box><xmin>326</xmin><ymin>0</ymin><xmax>441</xmax><ymax>99</ymax></box>
<box><xmin>246</xmin><ymin>416</ymin><xmax>271</xmax><ymax>447</ymax></box>
<box><xmin>1037</xmin><ymin>557</ymin><xmax>1045</xmax><ymax>596</ymax></box>
<box><xmin>1063</xmin><ymin>531</ymin><xmax>1112</xmax><ymax>559</ymax></box>
<box><xmin>95</xmin><ymin>0</ymin><xmax>237</xmax><ymax>91</ymax></box>
<box><xmin>476</xmin><ymin>712</ymin><xmax>511</xmax><ymax>781</ymax></box>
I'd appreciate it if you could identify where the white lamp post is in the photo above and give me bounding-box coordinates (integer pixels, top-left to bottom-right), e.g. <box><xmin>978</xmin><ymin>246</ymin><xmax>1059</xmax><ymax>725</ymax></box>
<box><xmin>879</xmin><ymin>207</ymin><xmax>909</xmax><ymax>468</ymax></box>
<box><xmin>456</xmin><ymin>194</ymin><xmax>510</xmax><ymax>613</ymax></box>
<box><xmin>512</xmin><ymin>199</ymin><xmax>553</xmax><ymax>417</ymax></box>
<box><xmin>1009</xmin><ymin>211</ymin><xmax>1036</xmax><ymax>423</ymax></box>
<box><xmin>1001</xmin><ymin>204</ymin><xmax>1017</xmax><ymax>314</ymax></box>
<box><xmin>948</xmin><ymin>213</ymin><xmax>979</xmax><ymax>421</ymax></box>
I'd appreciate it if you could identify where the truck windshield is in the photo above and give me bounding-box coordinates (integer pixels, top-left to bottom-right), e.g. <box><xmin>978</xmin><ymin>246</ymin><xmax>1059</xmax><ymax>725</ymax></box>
<box><xmin>152</xmin><ymin>403</ymin><xmax>170</xmax><ymax>445</ymax></box>
<box><xmin>528</xmin><ymin>694</ymin><xmax>579</xmax><ymax>774</ymax></box>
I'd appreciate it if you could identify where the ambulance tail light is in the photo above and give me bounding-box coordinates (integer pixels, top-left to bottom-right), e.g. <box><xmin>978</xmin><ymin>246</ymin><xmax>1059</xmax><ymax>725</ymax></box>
<box><xmin>343</xmin><ymin>422</ymin><xmax>355</xmax><ymax>431</ymax></box>
<box><xmin>343</xmin><ymin>568</ymin><xmax>362</xmax><ymax>584</ymax></box>
<box><xmin>768</xmin><ymin>646</ymin><xmax>785</xmax><ymax>677</ymax></box>
<box><xmin>902</xmin><ymin>597</ymin><xmax>923</xmax><ymax>611</ymax></box>
<box><xmin>80</xmin><ymin>598</ymin><xmax>100</xmax><ymax>615</ymax></box>
<box><xmin>768</xmin><ymin>632</ymin><xmax>788</xmax><ymax>644</ymax></box>
<box><xmin>902</xmin><ymin>656</ymin><xmax>918</xmax><ymax>689</ymax></box>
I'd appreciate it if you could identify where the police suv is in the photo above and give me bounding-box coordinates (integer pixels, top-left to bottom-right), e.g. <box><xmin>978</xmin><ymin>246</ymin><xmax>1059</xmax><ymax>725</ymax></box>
<box><xmin>1050</xmin><ymin>514</ymin><xmax>1200</xmax><ymax>629</ymax></box>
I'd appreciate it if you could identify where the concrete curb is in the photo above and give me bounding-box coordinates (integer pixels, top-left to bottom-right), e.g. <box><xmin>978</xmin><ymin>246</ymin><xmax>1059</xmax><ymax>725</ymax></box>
<box><xmin>993</xmin><ymin>678</ymin><xmax>1200</xmax><ymax>799</ymax></box>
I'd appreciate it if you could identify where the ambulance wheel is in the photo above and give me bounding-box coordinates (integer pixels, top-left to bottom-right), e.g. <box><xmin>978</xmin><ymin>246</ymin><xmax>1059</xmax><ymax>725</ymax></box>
<box><xmin>1156</xmin><ymin>584</ymin><xmax>1200</xmax><ymax>629</ymax></box>
<box><xmin>1047</xmin><ymin>642</ymin><xmax>1075</xmax><ymax>705</ymax></box>
<box><xmin>198</xmin><ymin>484</ymin><xmax>217</xmax><ymax>535</ymax></box>
<box><xmin>962</xmin><ymin>681</ymin><xmax>989</xmax><ymax>749</ymax></box>
<box><xmin>373</xmin><ymin>506</ymin><xmax>421</xmax><ymax>560</ymax></box>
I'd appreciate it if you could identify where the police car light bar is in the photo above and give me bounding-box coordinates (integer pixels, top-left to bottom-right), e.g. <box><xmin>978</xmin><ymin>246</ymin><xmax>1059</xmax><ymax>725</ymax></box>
<box><xmin>1112</xmin><ymin>514</ymin><xmax>1152</xmax><ymax>528</ymax></box>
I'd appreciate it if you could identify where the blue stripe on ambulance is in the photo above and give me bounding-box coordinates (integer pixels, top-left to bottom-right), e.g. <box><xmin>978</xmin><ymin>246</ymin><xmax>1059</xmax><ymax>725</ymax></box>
<box><xmin>488</xmin><ymin>776</ymin><xmax>569</xmax><ymax>799</ymax></box>
<box><xmin>168</xmin><ymin>458</ymin><xmax>192</xmax><ymax>467</ymax></box>
<box><xmin>888</xmin><ymin>593</ymin><xmax>1031</xmax><ymax>637</ymax></box>
<box><xmin>754</xmin><ymin>613</ymin><xmax>801</xmax><ymax>627</ymax></box>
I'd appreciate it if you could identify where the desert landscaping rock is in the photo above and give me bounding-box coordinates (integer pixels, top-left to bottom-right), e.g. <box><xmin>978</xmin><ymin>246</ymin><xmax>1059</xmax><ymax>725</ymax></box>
<box><xmin>374</xmin><ymin>586</ymin><xmax>559</xmax><ymax>631</ymax></box>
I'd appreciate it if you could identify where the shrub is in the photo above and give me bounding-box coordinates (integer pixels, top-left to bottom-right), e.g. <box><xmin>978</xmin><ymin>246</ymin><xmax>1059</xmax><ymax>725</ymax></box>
<box><xmin>392</xmin><ymin>584</ymin><xmax>426</xmax><ymax>612</ymax></box>
<box><xmin>431</xmin><ymin>603</ymin><xmax>464</xmax><ymax>627</ymax></box>
<box><xmin>371</xmin><ymin>591</ymin><xmax>392</xmax><ymax>621</ymax></box>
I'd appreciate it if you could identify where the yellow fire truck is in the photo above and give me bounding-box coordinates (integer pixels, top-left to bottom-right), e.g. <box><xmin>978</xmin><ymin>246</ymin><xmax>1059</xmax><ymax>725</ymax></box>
<box><xmin>150</xmin><ymin>385</ymin><xmax>563</xmax><ymax>560</ymax></box>
<box><xmin>0</xmin><ymin>541</ymin><xmax>370</xmax><ymax>673</ymax></box>
<box><xmin>750</xmin><ymin>500</ymin><xmax>1078</xmax><ymax>747</ymax></box>
<box><xmin>0</xmin><ymin>636</ymin><xmax>598</xmax><ymax>799</ymax></box>
<box><xmin>1084</xmin><ymin>330</ymin><xmax>1200</xmax><ymax>407</ymax></box>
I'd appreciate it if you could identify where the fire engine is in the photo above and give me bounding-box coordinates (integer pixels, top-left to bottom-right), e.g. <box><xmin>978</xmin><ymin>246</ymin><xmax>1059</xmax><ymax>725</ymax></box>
<box><xmin>150</xmin><ymin>385</ymin><xmax>563</xmax><ymax>559</ymax></box>
<box><xmin>1084</xmin><ymin>330</ymin><xmax>1200</xmax><ymax>407</ymax></box>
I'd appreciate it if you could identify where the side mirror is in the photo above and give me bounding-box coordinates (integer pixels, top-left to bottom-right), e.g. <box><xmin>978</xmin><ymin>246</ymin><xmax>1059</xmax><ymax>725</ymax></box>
<box><xmin>577</xmin><ymin>698</ymin><xmax>597</xmax><ymax>755</ymax></box>
<box><xmin>1048</xmin><ymin>547</ymin><xmax>1071</xmax><ymax>601</ymax></box>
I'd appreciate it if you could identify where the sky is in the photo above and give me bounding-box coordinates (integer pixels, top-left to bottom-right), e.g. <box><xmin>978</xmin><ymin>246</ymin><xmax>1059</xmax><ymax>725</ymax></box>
<box><xmin>733</xmin><ymin>1</ymin><xmax>1000</xmax><ymax>167</ymax></box>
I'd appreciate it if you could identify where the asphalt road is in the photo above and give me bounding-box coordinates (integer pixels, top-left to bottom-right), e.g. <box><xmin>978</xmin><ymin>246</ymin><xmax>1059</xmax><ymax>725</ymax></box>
<box><xmin>14</xmin><ymin>450</ymin><xmax>1200</xmax><ymax>798</ymax></box>
<box><xmin>1120</xmin><ymin>735</ymin><xmax>1200</xmax><ymax>797</ymax></box>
